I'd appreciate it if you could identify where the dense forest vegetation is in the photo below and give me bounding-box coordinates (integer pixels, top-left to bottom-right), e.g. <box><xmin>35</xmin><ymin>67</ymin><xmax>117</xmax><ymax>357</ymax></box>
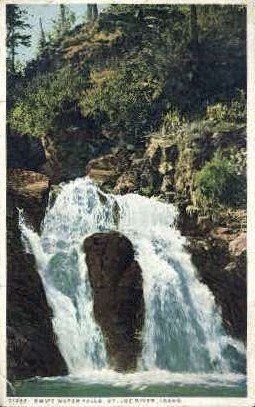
<box><xmin>7</xmin><ymin>4</ymin><xmax>246</xmax><ymax>217</ymax></box>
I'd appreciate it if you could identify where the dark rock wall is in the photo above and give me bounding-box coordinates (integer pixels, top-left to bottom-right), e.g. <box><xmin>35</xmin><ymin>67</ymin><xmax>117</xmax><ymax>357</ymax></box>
<box><xmin>7</xmin><ymin>170</ymin><xmax>68</xmax><ymax>380</ymax></box>
<box><xmin>7</xmin><ymin>134</ymin><xmax>46</xmax><ymax>171</ymax></box>
<box><xmin>189</xmin><ymin>234</ymin><xmax>246</xmax><ymax>342</ymax></box>
<box><xmin>83</xmin><ymin>232</ymin><xmax>145</xmax><ymax>372</ymax></box>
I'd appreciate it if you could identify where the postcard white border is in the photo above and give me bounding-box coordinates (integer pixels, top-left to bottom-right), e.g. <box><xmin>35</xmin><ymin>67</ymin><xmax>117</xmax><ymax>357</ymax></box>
<box><xmin>0</xmin><ymin>1</ymin><xmax>254</xmax><ymax>406</ymax></box>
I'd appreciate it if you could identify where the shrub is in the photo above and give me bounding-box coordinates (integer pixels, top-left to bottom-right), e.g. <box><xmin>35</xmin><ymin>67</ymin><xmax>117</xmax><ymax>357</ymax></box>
<box><xmin>194</xmin><ymin>151</ymin><xmax>246</xmax><ymax>209</ymax></box>
<box><xmin>162</xmin><ymin>108</ymin><xmax>186</xmax><ymax>133</ymax></box>
<box><xmin>206</xmin><ymin>90</ymin><xmax>246</xmax><ymax>124</ymax></box>
<box><xmin>9</xmin><ymin>67</ymin><xmax>86</xmax><ymax>137</ymax></box>
<box><xmin>80</xmin><ymin>63</ymin><xmax>163</xmax><ymax>138</ymax></box>
<box><xmin>206</xmin><ymin>103</ymin><xmax>228</xmax><ymax>122</ymax></box>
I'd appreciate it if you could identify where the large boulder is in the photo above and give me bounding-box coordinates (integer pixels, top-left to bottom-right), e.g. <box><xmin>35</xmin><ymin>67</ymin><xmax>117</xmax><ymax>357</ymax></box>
<box><xmin>7</xmin><ymin>169</ymin><xmax>68</xmax><ymax>380</ymax></box>
<box><xmin>83</xmin><ymin>232</ymin><xmax>145</xmax><ymax>372</ymax></box>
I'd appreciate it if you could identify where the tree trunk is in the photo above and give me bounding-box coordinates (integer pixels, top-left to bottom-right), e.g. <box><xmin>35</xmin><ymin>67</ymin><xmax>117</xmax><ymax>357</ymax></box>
<box><xmin>189</xmin><ymin>6</ymin><xmax>200</xmax><ymax>84</ymax></box>
<box><xmin>60</xmin><ymin>5</ymin><xmax>66</xmax><ymax>33</ymax></box>
<box><xmin>92</xmin><ymin>4</ymin><xmax>98</xmax><ymax>21</ymax></box>
<box><xmin>11</xmin><ymin>41</ymin><xmax>15</xmax><ymax>73</ymax></box>
<box><xmin>39</xmin><ymin>18</ymin><xmax>46</xmax><ymax>52</ymax></box>
<box><xmin>190</xmin><ymin>5</ymin><xmax>199</xmax><ymax>55</ymax></box>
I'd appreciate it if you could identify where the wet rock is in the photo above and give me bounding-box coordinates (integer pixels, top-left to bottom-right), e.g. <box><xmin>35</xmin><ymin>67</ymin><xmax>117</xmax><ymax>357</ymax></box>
<box><xmin>7</xmin><ymin>169</ymin><xmax>68</xmax><ymax>380</ymax></box>
<box><xmin>83</xmin><ymin>232</ymin><xmax>144</xmax><ymax>372</ymax></box>
<box><xmin>114</xmin><ymin>170</ymin><xmax>139</xmax><ymax>194</ymax></box>
<box><xmin>114</xmin><ymin>157</ymin><xmax>162</xmax><ymax>196</ymax></box>
<box><xmin>86</xmin><ymin>151</ymin><xmax>130</xmax><ymax>191</ymax></box>
<box><xmin>7</xmin><ymin>169</ymin><xmax>49</xmax><ymax>231</ymax></box>
<box><xmin>189</xmin><ymin>237</ymin><xmax>246</xmax><ymax>342</ymax></box>
<box><xmin>114</xmin><ymin>159</ymin><xmax>142</xmax><ymax>194</ymax></box>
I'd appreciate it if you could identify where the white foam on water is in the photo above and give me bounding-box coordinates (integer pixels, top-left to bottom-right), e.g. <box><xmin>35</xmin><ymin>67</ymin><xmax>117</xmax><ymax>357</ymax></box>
<box><xmin>36</xmin><ymin>370</ymin><xmax>246</xmax><ymax>391</ymax></box>
<box><xmin>19</xmin><ymin>177</ymin><xmax>245</xmax><ymax>381</ymax></box>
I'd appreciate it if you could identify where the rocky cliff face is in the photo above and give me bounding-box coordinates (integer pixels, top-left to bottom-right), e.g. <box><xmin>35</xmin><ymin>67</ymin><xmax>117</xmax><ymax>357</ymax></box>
<box><xmin>83</xmin><ymin>231</ymin><xmax>145</xmax><ymax>372</ymax></box>
<box><xmin>40</xmin><ymin>130</ymin><xmax>112</xmax><ymax>184</ymax></box>
<box><xmin>7</xmin><ymin>169</ymin><xmax>68</xmax><ymax>380</ymax></box>
<box><xmin>6</xmin><ymin>117</ymin><xmax>246</xmax><ymax>382</ymax></box>
<box><xmin>188</xmin><ymin>230</ymin><xmax>246</xmax><ymax>342</ymax></box>
<box><xmin>85</xmin><ymin>125</ymin><xmax>247</xmax><ymax>343</ymax></box>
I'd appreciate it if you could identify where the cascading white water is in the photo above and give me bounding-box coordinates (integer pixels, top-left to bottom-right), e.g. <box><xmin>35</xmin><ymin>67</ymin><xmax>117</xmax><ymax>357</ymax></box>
<box><xmin>19</xmin><ymin>177</ymin><xmax>245</xmax><ymax>379</ymax></box>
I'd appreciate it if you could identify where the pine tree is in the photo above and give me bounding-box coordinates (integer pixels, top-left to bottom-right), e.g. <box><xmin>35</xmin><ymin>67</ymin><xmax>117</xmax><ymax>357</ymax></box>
<box><xmin>38</xmin><ymin>17</ymin><xmax>47</xmax><ymax>54</ymax></box>
<box><xmin>6</xmin><ymin>5</ymin><xmax>31</xmax><ymax>73</ymax></box>
<box><xmin>92</xmin><ymin>4</ymin><xmax>98</xmax><ymax>21</ymax></box>
<box><xmin>51</xmin><ymin>5</ymin><xmax>76</xmax><ymax>40</ymax></box>
<box><xmin>190</xmin><ymin>5</ymin><xmax>199</xmax><ymax>54</ymax></box>
<box><xmin>60</xmin><ymin>5</ymin><xmax>67</xmax><ymax>32</ymax></box>
<box><xmin>87</xmin><ymin>4</ymin><xmax>98</xmax><ymax>22</ymax></box>
<box><xmin>189</xmin><ymin>5</ymin><xmax>199</xmax><ymax>84</ymax></box>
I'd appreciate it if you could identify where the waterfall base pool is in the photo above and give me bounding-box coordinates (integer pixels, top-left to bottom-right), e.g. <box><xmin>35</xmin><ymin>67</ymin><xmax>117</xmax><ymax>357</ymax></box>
<box><xmin>10</xmin><ymin>371</ymin><xmax>246</xmax><ymax>398</ymax></box>
<box><xmin>17</xmin><ymin>178</ymin><xmax>246</xmax><ymax>399</ymax></box>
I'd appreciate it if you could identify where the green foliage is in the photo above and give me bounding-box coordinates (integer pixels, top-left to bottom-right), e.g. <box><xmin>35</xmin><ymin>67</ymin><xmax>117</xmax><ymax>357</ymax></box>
<box><xmin>80</xmin><ymin>63</ymin><xmax>163</xmax><ymax>138</ymax></box>
<box><xmin>140</xmin><ymin>185</ymin><xmax>154</xmax><ymax>197</ymax></box>
<box><xmin>162</xmin><ymin>109</ymin><xmax>186</xmax><ymax>133</ymax></box>
<box><xmin>9</xmin><ymin>67</ymin><xmax>85</xmax><ymax>137</ymax></box>
<box><xmin>38</xmin><ymin>17</ymin><xmax>47</xmax><ymax>55</ymax></box>
<box><xmin>98</xmin><ymin>5</ymin><xmax>245</xmax><ymax>118</ymax></box>
<box><xmin>206</xmin><ymin>90</ymin><xmax>246</xmax><ymax>123</ymax></box>
<box><xmin>8</xmin><ymin>4</ymin><xmax>246</xmax><ymax>146</ymax></box>
<box><xmin>50</xmin><ymin>5</ymin><xmax>76</xmax><ymax>41</ymax></box>
<box><xmin>6</xmin><ymin>5</ymin><xmax>31</xmax><ymax>73</ymax></box>
<box><xmin>206</xmin><ymin>103</ymin><xmax>229</xmax><ymax>122</ymax></box>
<box><xmin>87</xmin><ymin>4</ymin><xmax>98</xmax><ymax>22</ymax></box>
<box><xmin>194</xmin><ymin>151</ymin><xmax>246</xmax><ymax>209</ymax></box>
<box><xmin>227</xmin><ymin>147</ymin><xmax>246</xmax><ymax>176</ymax></box>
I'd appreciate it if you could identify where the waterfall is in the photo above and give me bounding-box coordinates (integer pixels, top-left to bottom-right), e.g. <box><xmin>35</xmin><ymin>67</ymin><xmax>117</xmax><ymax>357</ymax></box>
<box><xmin>19</xmin><ymin>177</ymin><xmax>245</xmax><ymax>378</ymax></box>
